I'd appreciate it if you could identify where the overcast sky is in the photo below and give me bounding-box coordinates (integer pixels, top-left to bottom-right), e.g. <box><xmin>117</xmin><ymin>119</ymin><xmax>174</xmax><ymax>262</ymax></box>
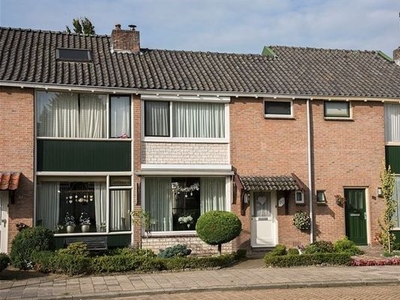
<box><xmin>1</xmin><ymin>0</ymin><xmax>400</xmax><ymax>56</ymax></box>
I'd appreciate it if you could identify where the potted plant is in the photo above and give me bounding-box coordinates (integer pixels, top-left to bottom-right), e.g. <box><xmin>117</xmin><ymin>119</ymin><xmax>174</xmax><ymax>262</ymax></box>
<box><xmin>79</xmin><ymin>212</ymin><xmax>91</xmax><ymax>232</ymax></box>
<box><xmin>293</xmin><ymin>211</ymin><xmax>311</xmax><ymax>231</ymax></box>
<box><xmin>65</xmin><ymin>212</ymin><xmax>75</xmax><ymax>233</ymax></box>
<box><xmin>178</xmin><ymin>215</ymin><xmax>194</xmax><ymax>229</ymax></box>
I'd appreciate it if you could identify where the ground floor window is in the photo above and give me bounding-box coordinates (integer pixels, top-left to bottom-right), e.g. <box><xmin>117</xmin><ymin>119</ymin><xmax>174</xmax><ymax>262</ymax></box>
<box><xmin>36</xmin><ymin>177</ymin><xmax>132</xmax><ymax>234</ymax></box>
<box><xmin>144</xmin><ymin>176</ymin><xmax>227</xmax><ymax>232</ymax></box>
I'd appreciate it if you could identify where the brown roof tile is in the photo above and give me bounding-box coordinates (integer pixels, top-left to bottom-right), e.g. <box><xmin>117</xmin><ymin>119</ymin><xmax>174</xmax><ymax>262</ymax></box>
<box><xmin>239</xmin><ymin>175</ymin><xmax>299</xmax><ymax>191</ymax></box>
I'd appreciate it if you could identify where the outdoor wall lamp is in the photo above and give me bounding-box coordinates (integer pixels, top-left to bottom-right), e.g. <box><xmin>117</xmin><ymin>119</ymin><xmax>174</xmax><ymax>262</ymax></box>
<box><xmin>377</xmin><ymin>187</ymin><xmax>383</xmax><ymax>197</ymax></box>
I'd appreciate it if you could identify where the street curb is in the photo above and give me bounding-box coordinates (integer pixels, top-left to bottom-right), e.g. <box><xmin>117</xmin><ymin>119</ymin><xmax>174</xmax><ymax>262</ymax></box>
<box><xmin>30</xmin><ymin>279</ymin><xmax>400</xmax><ymax>300</ymax></box>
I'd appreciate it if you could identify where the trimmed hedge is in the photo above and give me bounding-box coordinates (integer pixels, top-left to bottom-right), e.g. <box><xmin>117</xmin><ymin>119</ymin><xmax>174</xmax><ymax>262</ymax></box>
<box><xmin>264</xmin><ymin>253</ymin><xmax>352</xmax><ymax>267</ymax></box>
<box><xmin>0</xmin><ymin>253</ymin><xmax>10</xmax><ymax>272</ymax></box>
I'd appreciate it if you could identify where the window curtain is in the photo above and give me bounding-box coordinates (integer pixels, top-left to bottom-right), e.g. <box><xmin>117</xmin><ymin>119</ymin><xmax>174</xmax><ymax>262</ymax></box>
<box><xmin>173</xmin><ymin>102</ymin><xmax>225</xmax><ymax>138</ymax></box>
<box><xmin>36</xmin><ymin>182</ymin><xmax>60</xmax><ymax>230</ymax></box>
<box><xmin>145</xmin><ymin>101</ymin><xmax>169</xmax><ymax>136</ymax></box>
<box><xmin>36</xmin><ymin>92</ymin><xmax>79</xmax><ymax>137</ymax></box>
<box><xmin>200</xmin><ymin>177</ymin><xmax>226</xmax><ymax>214</ymax></box>
<box><xmin>385</xmin><ymin>104</ymin><xmax>400</xmax><ymax>142</ymax></box>
<box><xmin>145</xmin><ymin>178</ymin><xmax>171</xmax><ymax>231</ymax></box>
<box><xmin>394</xmin><ymin>177</ymin><xmax>400</xmax><ymax>228</ymax></box>
<box><xmin>110</xmin><ymin>190</ymin><xmax>131</xmax><ymax>231</ymax></box>
<box><xmin>253</xmin><ymin>192</ymin><xmax>271</xmax><ymax>217</ymax></box>
<box><xmin>110</xmin><ymin>96</ymin><xmax>131</xmax><ymax>137</ymax></box>
<box><xmin>94</xmin><ymin>182</ymin><xmax>107</xmax><ymax>232</ymax></box>
<box><xmin>80</xmin><ymin>94</ymin><xmax>107</xmax><ymax>138</ymax></box>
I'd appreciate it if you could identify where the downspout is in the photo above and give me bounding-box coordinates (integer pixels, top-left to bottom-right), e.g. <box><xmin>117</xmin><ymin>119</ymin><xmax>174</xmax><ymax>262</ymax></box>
<box><xmin>307</xmin><ymin>99</ymin><xmax>314</xmax><ymax>244</ymax></box>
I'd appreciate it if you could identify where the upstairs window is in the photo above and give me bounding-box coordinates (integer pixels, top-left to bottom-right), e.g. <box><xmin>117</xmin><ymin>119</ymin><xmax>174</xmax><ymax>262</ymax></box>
<box><xmin>324</xmin><ymin>101</ymin><xmax>350</xmax><ymax>118</ymax></box>
<box><xmin>56</xmin><ymin>48</ymin><xmax>92</xmax><ymax>62</ymax></box>
<box><xmin>264</xmin><ymin>100</ymin><xmax>293</xmax><ymax>118</ymax></box>
<box><xmin>36</xmin><ymin>91</ymin><xmax>131</xmax><ymax>139</ymax></box>
<box><xmin>385</xmin><ymin>103</ymin><xmax>400</xmax><ymax>143</ymax></box>
<box><xmin>144</xmin><ymin>101</ymin><xmax>226</xmax><ymax>139</ymax></box>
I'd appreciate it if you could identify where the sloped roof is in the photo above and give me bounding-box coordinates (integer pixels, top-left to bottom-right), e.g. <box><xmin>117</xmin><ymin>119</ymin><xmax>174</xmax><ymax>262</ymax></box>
<box><xmin>239</xmin><ymin>176</ymin><xmax>299</xmax><ymax>191</ymax></box>
<box><xmin>1</xmin><ymin>27</ymin><xmax>400</xmax><ymax>98</ymax></box>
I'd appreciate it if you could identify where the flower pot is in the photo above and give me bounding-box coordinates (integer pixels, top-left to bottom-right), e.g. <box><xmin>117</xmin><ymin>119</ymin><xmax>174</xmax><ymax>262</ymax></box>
<box><xmin>66</xmin><ymin>225</ymin><xmax>75</xmax><ymax>233</ymax></box>
<box><xmin>81</xmin><ymin>224</ymin><xmax>90</xmax><ymax>233</ymax></box>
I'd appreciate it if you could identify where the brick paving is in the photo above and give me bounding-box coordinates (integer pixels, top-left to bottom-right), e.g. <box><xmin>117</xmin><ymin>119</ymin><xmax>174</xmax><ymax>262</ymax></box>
<box><xmin>1</xmin><ymin>262</ymin><xmax>400</xmax><ymax>299</ymax></box>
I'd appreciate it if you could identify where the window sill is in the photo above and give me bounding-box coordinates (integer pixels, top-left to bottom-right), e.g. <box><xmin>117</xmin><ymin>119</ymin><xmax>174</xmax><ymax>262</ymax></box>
<box><xmin>142</xmin><ymin>137</ymin><xmax>229</xmax><ymax>144</ymax></box>
<box><xmin>264</xmin><ymin>116</ymin><xmax>295</xmax><ymax>120</ymax></box>
<box><xmin>316</xmin><ymin>202</ymin><xmax>328</xmax><ymax>206</ymax></box>
<box><xmin>324</xmin><ymin>117</ymin><xmax>353</xmax><ymax>121</ymax></box>
<box><xmin>143</xmin><ymin>231</ymin><xmax>197</xmax><ymax>238</ymax></box>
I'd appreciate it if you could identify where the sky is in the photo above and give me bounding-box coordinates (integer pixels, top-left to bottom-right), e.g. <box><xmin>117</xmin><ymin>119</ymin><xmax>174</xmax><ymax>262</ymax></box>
<box><xmin>1</xmin><ymin>0</ymin><xmax>400</xmax><ymax>57</ymax></box>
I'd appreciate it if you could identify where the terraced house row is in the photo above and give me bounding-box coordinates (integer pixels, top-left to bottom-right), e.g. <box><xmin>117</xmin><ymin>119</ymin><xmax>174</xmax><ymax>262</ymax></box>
<box><xmin>1</xmin><ymin>24</ymin><xmax>400</xmax><ymax>254</ymax></box>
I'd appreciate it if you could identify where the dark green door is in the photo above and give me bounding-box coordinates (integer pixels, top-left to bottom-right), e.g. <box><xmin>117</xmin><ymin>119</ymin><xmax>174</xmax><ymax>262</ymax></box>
<box><xmin>345</xmin><ymin>189</ymin><xmax>367</xmax><ymax>245</ymax></box>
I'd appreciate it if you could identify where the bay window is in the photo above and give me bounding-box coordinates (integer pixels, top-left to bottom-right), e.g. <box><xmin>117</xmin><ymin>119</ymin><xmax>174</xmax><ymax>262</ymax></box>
<box><xmin>144</xmin><ymin>177</ymin><xmax>227</xmax><ymax>232</ymax></box>
<box><xmin>36</xmin><ymin>91</ymin><xmax>131</xmax><ymax>138</ymax></box>
<box><xmin>144</xmin><ymin>101</ymin><xmax>226</xmax><ymax>138</ymax></box>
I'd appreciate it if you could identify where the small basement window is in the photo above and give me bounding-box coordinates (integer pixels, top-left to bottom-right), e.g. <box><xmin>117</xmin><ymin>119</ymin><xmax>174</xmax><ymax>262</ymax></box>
<box><xmin>56</xmin><ymin>48</ymin><xmax>92</xmax><ymax>62</ymax></box>
<box><xmin>324</xmin><ymin>101</ymin><xmax>350</xmax><ymax>118</ymax></box>
<box><xmin>264</xmin><ymin>100</ymin><xmax>293</xmax><ymax>118</ymax></box>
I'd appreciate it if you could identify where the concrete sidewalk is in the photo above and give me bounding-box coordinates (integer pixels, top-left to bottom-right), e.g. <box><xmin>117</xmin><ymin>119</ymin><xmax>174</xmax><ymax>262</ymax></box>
<box><xmin>1</xmin><ymin>263</ymin><xmax>400</xmax><ymax>300</ymax></box>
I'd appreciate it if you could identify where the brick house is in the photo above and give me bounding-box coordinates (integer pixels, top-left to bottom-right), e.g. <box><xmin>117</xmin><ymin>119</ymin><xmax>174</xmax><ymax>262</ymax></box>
<box><xmin>1</xmin><ymin>25</ymin><xmax>400</xmax><ymax>254</ymax></box>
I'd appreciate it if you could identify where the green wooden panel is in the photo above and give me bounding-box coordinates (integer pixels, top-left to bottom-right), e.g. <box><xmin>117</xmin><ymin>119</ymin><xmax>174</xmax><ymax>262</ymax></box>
<box><xmin>37</xmin><ymin>140</ymin><xmax>131</xmax><ymax>172</ymax></box>
<box><xmin>54</xmin><ymin>234</ymin><xmax>131</xmax><ymax>250</ymax></box>
<box><xmin>386</xmin><ymin>146</ymin><xmax>400</xmax><ymax>174</ymax></box>
<box><xmin>345</xmin><ymin>189</ymin><xmax>367</xmax><ymax>245</ymax></box>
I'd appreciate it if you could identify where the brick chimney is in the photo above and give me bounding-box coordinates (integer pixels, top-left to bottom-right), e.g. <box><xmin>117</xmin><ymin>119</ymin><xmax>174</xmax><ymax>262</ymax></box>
<box><xmin>393</xmin><ymin>47</ymin><xmax>400</xmax><ymax>66</ymax></box>
<box><xmin>111</xmin><ymin>24</ymin><xmax>140</xmax><ymax>53</ymax></box>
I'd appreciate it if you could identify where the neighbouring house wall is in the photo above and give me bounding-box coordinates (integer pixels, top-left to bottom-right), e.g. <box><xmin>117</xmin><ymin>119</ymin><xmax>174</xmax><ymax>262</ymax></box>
<box><xmin>141</xmin><ymin>142</ymin><xmax>229</xmax><ymax>165</ymax></box>
<box><xmin>0</xmin><ymin>87</ymin><xmax>35</xmax><ymax>252</ymax></box>
<box><xmin>312</xmin><ymin>100</ymin><xmax>385</xmax><ymax>244</ymax></box>
<box><xmin>230</xmin><ymin>97</ymin><xmax>310</xmax><ymax>249</ymax></box>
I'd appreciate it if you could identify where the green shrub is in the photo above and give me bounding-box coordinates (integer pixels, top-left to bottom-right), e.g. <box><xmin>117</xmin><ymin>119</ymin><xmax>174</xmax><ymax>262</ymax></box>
<box><xmin>158</xmin><ymin>244</ymin><xmax>192</xmax><ymax>258</ymax></box>
<box><xmin>287</xmin><ymin>248</ymin><xmax>300</xmax><ymax>256</ymax></box>
<box><xmin>264</xmin><ymin>253</ymin><xmax>352</xmax><ymax>267</ymax></box>
<box><xmin>0</xmin><ymin>253</ymin><xmax>10</xmax><ymax>272</ymax></box>
<box><xmin>32</xmin><ymin>251</ymin><xmax>57</xmax><ymax>273</ymax></box>
<box><xmin>266</xmin><ymin>244</ymin><xmax>287</xmax><ymax>257</ymax></box>
<box><xmin>304</xmin><ymin>241</ymin><xmax>334</xmax><ymax>254</ymax></box>
<box><xmin>333</xmin><ymin>237</ymin><xmax>363</xmax><ymax>255</ymax></box>
<box><xmin>53</xmin><ymin>253</ymin><xmax>92</xmax><ymax>275</ymax></box>
<box><xmin>196</xmin><ymin>211</ymin><xmax>242</xmax><ymax>255</ymax></box>
<box><xmin>235</xmin><ymin>249</ymin><xmax>247</xmax><ymax>260</ymax></box>
<box><xmin>10</xmin><ymin>226</ymin><xmax>55</xmax><ymax>270</ymax></box>
<box><xmin>58</xmin><ymin>242</ymin><xmax>90</xmax><ymax>257</ymax></box>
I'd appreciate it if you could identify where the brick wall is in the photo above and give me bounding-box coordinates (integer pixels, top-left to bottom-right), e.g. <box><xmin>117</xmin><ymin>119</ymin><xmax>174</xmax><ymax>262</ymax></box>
<box><xmin>142</xmin><ymin>142</ymin><xmax>229</xmax><ymax>165</ymax></box>
<box><xmin>0</xmin><ymin>87</ymin><xmax>35</xmax><ymax>252</ymax></box>
<box><xmin>230</xmin><ymin>97</ymin><xmax>385</xmax><ymax>249</ymax></box>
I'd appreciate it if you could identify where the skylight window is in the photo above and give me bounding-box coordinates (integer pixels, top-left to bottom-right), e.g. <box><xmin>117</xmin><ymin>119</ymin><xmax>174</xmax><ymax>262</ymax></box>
<box><xmin>56</xmin><ymin>48</ymin><xmax>92</xmax><ymax>62</ymax></box>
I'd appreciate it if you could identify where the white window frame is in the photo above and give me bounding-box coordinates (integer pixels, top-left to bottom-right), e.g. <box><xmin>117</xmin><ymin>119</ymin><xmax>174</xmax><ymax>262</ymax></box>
<box><xmin>324</xmin><ymin>101</ymin><xmax>351</xmax><ymax>119</ymax></box>
<box><xmin>295</xmin><ymin>191</ymin><xmax>305</xmax><ymax>204</ymax></box>
<box><xmin>263</xmin><ymin>99</ymin><xmax>293</xmax><ymax>119</ymax></box>
<box><xmin>141</xmin><ymin>95</ymin><xmax>230</xmax><ymax>143</ymax></box>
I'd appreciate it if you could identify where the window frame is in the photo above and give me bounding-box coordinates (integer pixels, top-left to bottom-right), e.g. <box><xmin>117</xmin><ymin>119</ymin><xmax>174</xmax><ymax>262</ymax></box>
<box><xmin>142</xmin><ymin>99</ymin><xmax>229</xmax><ymax>143</ymax></box>
<box><xmin>295</xmin><ymin>191</ymin><xmax>305</xmax><ymax>204</ymax></box>
<box><xmin>263</xmin><ymin>99</ymin><xmax>293</xmax><ymax>119</ymax></box>
<box><xmin>316</xmin><ymin>190</ymin><xmax>327</xmax><ymax>204</ymax></box>
<box><xmin>56</xmin><ymin>48</ymin><xmax>92</xmax><ymax>62</ymax></box>
<box><xmin>324</xmin><ymin>101</ymin><xmax>351</xmax><ymax>119</ymax></box>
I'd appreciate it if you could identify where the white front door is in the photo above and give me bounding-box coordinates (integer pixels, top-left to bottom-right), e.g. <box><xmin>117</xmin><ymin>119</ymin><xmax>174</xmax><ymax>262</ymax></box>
<box><xmin>0</xmin><ymin>191</ymin><xmax>9</xmax><ymax>253</ymax></box>
<box><xmin>251</xmin><ymin>191</ymin><xmax>277</xmax><ymax>247</ymax></box>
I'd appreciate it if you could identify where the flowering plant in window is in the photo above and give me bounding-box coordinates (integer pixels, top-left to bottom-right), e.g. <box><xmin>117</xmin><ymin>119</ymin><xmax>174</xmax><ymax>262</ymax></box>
<box><xmin>178</xmin><ymin>215</ymin><xmax>194</xmax><ymax>228</ymax></box>
<box><xmin>65</xmin><ymin>212</ymin><xmax>75</xmax><ymax>226</ymax></box>
<box><xmin>79</xmin><ymin>212</ymin><xmax>91</xmax><ymax>225</ymax></box>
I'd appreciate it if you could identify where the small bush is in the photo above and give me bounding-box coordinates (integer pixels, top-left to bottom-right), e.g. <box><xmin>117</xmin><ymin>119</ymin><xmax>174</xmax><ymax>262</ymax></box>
<box><xmin>54</xmin><ymin>253</ymin><xmax>92</xmax><ymax>275</ymax></box>
<box><xmin>32</xmin><ymin>251</ymin><xmax>56</xmax><ymax>273</ymax></box>
<box><xmin>333</xmin><ymin>237</ymin><xmax>363</xmax><ymax>255</ymax></box>
<box><xmin>304</xmin><ymin>241</ymin><xmax>334</xmax><ymax>254</ymax></box>
<box><xmin>287</xmin><ymin>248</ymin><xmax>300</xmax><ymax>256</ymax></box>
<box><xmin>266</xmin><ymin>244</ymin><xmax>287</xmax><ymax>257</ymax></box>
<box><xmin>264</xmin><ymin>253</ymin><xmax>352</xmax><ymax>267</ymax></box>
<box><xmin>158</xmin><ymin>244</ymin><xmax>192</xmax><ymax>258</ymax></box>
<box><xmin>10</xmin><ymin>226</ymin><xmax>55</xmax><ymax>270</ymax></box>
<box><xmin>0</xmin><ymin>253</ymin><xmax>10</xmax><ymax>272</ymax></box>
<box><xmin>58</xmin><ymin>242</ymin><xmax>90</xmax><ymax>257</ymax></box>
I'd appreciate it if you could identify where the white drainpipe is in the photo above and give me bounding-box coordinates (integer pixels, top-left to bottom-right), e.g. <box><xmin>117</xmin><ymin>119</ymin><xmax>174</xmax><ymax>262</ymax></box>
<box><xmin>307</xmin><ymin>99</ymin><xmax>314</xmax><ymax>244</ymax></box>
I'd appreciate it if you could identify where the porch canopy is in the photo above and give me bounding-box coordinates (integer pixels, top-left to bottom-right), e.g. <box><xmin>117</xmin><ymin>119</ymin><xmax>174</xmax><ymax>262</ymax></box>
<box><xmin>236</xmin><ymin>173</ymin><xmax>306</xmax><ymax>192</ymax></box>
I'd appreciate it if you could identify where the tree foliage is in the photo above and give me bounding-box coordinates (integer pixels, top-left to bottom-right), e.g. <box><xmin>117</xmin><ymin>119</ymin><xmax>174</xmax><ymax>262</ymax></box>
<box><xmin>196</xmin><ymin>211</ymin><xmax>242</xmax><ymax>256</ymax></box>
<box><xmin>378</xmin><ymin>163</ymin><xmax>396</xmax><ymax>252</ymax></box>
<box><xmin>66</xmin><ymin>17</ymin><xmax>95</xmax><ymax>35</ymax></box>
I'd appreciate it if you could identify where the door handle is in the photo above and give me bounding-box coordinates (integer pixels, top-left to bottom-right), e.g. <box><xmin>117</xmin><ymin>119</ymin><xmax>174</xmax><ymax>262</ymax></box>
<box><xmin>2</xmin><ymin>219</ymin><xmax>6</xmax><ymax>227</ymax></box>
<box><xmin>364</xmin><ymin>212</ymin><xmax>367</xmax><ymax>220</ymax></box>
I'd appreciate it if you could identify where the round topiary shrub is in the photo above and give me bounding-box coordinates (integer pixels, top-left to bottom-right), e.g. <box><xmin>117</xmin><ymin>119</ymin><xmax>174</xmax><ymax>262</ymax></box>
<box><xmin>10</xmin><ymin>226</ymin><xmax>55</xmax><ymax>270</ymax></box>
<box><xmin>196</xmin><ymin>211</ymin><xmax>242</xmax><ymax>255</ymax></box>
<box><xmin>0</xmin><ymin>253</ymin><xmax>10</xmax><ymax>272</ymax></box>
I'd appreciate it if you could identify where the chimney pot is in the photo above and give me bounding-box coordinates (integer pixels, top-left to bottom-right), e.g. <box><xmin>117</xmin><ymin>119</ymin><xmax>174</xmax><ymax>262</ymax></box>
<box><xmin>128</xmin><ymin>24</ymin><xmax>137</xmax><ymax>31</ymax></box>
<box><xmin>115</xmin><ymin>24</ymin><xmax>121</xmax><ymax>30</ymax></box>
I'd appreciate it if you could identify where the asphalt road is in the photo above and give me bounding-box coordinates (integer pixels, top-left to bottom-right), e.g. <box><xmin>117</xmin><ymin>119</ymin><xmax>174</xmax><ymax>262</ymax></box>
<box><xmin>108</xmin><ymin>284</ymin><xmax>400</xmax><ymax>300</ymax></box>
